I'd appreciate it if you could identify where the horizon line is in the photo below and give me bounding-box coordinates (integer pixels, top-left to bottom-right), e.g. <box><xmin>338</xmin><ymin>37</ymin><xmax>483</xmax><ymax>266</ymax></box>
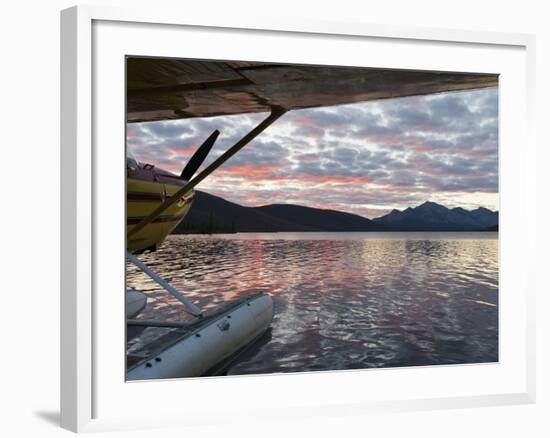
<box><xmin>197</xmin><ymin>190</ymin><xmax>499</xmax><ymax>221</ymax></box>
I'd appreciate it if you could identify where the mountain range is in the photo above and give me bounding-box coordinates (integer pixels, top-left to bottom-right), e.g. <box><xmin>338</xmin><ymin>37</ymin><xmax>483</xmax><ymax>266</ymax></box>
<box><xmin>173</xmin><ymin>191</ymin><xmax>498</xmax><ymax>234</ymax></box>
<box><xmin>372</xmin><ymin>201</ymin><xmax>498</xmax><ymax>231</ymax></box>
<box><xmin>174</xmin><ymin>191</ymin><xmax>383</xmax><ymax>233</ymax></box>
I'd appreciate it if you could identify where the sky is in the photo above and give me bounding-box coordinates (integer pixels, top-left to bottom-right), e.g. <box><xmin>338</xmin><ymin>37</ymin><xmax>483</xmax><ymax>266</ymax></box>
<box><xmin>127</xmin><ymin>87</ymin><xmax>498</xmax><ymax>219</ymax></box>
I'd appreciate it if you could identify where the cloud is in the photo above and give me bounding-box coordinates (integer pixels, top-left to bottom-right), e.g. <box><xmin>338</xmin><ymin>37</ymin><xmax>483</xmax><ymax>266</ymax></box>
<box><xmin>127</xmin><ymin>87</ymin><xmax>499</xmax><ymax>218</ymax></box>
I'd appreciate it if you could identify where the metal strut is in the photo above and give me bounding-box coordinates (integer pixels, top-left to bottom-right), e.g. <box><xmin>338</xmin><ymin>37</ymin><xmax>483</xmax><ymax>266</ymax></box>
<box><xmin>126</xmin><ymin>251</ymin><xmax>203</xmax><ymax>317</ymax></box>
<box><xmin>127</xmin><ymin>106</ymin><xmax>286</xmax><ymax>239</ymax></box>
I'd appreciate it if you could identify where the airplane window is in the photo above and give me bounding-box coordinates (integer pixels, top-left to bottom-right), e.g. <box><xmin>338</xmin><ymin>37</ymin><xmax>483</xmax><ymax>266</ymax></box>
<box><xmin>127</xmin><ymin>149</ymin><xmax>140</xmax><ymax>170</ymax></box>
<box><xmin>127</xmin><ymin>156</ymin><xmax>139</xmax><ymax>170</ymax></box>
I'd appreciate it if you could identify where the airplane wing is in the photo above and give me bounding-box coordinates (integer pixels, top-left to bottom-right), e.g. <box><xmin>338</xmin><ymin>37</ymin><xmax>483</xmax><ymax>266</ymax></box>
<box><xmin>127</xmin><ymin>58</ymin><xmax>498</xmax><ymax>123</ymax></box>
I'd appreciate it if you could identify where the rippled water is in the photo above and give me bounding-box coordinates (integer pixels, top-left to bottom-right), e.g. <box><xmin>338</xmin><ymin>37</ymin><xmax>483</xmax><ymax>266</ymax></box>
<box><xmin>126</xmin><ymin>232</ymin><xmax>498</xmax><ymax>374</ymax></box>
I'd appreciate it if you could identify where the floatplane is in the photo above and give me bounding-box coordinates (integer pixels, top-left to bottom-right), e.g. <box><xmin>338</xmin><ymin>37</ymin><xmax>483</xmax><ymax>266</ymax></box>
<box><xmin>125</xmin><ymin>58</ymin><xmax>498</xmax><ymax>380</ymax></box>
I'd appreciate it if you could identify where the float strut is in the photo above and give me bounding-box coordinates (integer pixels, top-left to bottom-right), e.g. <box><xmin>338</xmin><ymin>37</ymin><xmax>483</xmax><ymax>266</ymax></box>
<box><xmin>126</xmin><ymin>251</ymin><xmax>203</xmax><ymax>317</ymax></box>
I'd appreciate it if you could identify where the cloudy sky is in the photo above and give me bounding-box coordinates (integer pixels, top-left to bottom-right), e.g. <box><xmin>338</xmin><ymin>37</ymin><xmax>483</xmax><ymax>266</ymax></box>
<box><xmin>127</xmin><ymin>87</ymin><xmax>498</xmax><ymax>219</ymax></box>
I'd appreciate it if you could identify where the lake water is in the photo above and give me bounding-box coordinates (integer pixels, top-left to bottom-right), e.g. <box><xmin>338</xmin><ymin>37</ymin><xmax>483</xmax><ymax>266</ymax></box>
<box><xmin>126</xmin><ymin>232</ymin><xmax>498</xmax><ymax>374</ymax></box>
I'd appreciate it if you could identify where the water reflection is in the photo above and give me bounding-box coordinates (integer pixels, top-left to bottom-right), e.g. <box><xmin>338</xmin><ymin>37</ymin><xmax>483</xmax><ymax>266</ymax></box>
<box><xmin>126</xmin><ymin>232</ymin><xmax>498</xmax><ymax>374</ymax></box>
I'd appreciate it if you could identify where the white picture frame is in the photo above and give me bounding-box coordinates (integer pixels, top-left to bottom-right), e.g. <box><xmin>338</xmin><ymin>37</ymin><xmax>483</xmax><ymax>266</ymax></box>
<box><xmin>60</xmin><ymin>5</ymin><xmax>536</xmax><ymax>433</ymax></box>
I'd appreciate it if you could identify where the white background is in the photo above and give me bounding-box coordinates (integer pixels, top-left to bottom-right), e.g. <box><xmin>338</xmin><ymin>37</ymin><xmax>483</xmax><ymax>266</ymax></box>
<box><xmin>1</xmin><ymin>0</ymin><xmax>547</xmax><ymax>437</ymax></box>
<box><xmin>93</xmin><ymin>18</ymin><xmax>528</xmax><ymax>424</ymax></box>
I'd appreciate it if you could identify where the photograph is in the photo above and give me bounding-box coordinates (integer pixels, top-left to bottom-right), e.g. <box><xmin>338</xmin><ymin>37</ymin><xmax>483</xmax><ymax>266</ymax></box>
<box><xmin>124</xmin><ymin>57</ymin><xmax>499</xmax><ymax>380</ymax></box>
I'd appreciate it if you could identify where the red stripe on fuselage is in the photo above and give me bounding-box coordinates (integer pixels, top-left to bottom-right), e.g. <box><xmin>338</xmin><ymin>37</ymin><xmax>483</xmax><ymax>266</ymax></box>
<box><xmin>127</xmin><ymin>213</ymin><xmax>186</xmax><ymax>225</ymax></box>
<box><xmin>126</xmin><ymin>195</ymin><xmax>195</xmax><ymax>225</ymax></box>
<box><xmin>127</xmin><ymin>192</ymin><xmax>164</xmax><ymax>202</ymax></box>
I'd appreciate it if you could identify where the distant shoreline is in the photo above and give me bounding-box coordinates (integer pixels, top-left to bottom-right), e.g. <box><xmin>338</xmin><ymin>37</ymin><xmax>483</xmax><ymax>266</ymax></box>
<box><xmin>173</xmin><ymin>191</ymin><xmax>498</xmax><ymax>235</ymax></box>
<box><xmin>172</xmin><ymin>229</ymin><xmax>499</xmax><ymax>236</ymax></box>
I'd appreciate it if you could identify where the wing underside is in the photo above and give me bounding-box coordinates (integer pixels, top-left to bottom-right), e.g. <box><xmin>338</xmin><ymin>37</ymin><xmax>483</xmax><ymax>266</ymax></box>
<box><xmin>127</xmin><ymin>58</ymin><xmax>498</xmax><ymax>123</ymax></box>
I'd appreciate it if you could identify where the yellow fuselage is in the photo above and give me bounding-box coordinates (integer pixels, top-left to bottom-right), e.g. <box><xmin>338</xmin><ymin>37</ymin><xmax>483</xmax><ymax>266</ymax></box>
<box><xmin>127</xmin><ymin>173</ymin><xmax>194</xmax><ymax>253</ymax></box>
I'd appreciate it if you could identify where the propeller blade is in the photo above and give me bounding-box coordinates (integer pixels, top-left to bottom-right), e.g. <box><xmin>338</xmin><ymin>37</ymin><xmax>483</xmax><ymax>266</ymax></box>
<box><xmin>180</xmin><ymin>130</ymin><xmax>220</xmax><ymax>181</ymax></box>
